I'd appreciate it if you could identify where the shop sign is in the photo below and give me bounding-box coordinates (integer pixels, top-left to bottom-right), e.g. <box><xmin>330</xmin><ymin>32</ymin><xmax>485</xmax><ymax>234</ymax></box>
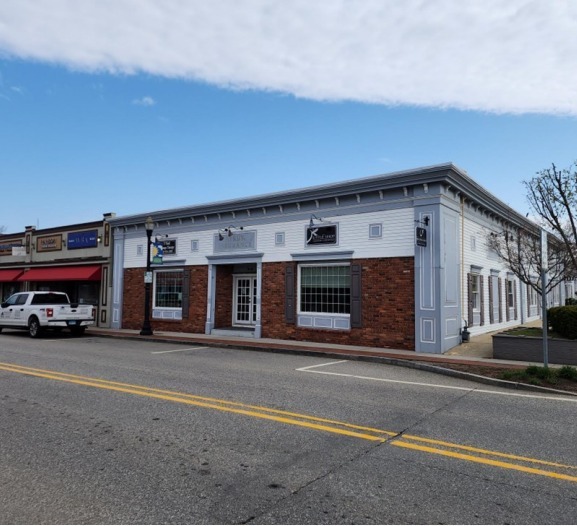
<box><xmin>214</xmin><ymin>231</ymin><xmax>256</xmax><ymax>253</ymax></box>
<box><xmin>160</xmin><ymin>239</ymin><xmax>177</xmax><ymax>255</ymax></box>
<box><xmin>37</xmin><ymin>235</ymin><xmax>62</xmax><ymax>252</ymax></box>
<box><xmin>0</xmin><ymin>240</ymin><xmax>23</xmax><ymax>257</ymax></box>
<box><xmin>306</xmin><ymin>225</ymin><xmax>338</xmax><ymax>246</ymax></box>
<box><xmin>67</xmin><ymin>230</ymin><xmax>98</xmax><ymax>249</ymax></box>
<box><xmin>416</xmin><ymin>227</ymin><xmax>427</xmax><ymax>247</ymax></box>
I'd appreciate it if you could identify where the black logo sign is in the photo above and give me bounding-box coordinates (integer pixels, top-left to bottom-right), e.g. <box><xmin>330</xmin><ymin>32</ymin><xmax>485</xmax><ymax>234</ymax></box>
<box><xmin>306</xmin><ymin>225</ymin><xmax>337</xmax><ymax>245</ymax></box>
<box><xmin>416</xmin><ymin>227</ymin><xmax>427</xmax><ymax>247</ymax></box>
<box><xmin>161</xmin><ymin>239</ymin><xmax>177</xmax><ymax>255</ymax></box>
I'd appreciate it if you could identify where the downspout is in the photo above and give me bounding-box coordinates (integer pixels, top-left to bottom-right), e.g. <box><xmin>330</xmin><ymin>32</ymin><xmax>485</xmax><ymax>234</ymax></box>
<box><xmin>460</xmin><ymin>195</ymin><xmax>469</xmax><ymax>341</ymax></box>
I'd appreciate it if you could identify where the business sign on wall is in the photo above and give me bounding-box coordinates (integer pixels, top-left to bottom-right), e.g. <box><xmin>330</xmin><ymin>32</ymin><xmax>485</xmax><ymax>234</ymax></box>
<box><xmin>0</xmin><ymin>240</ymin><xmax>24</xmax><ymax>257</ymax></box>
<box><xmin>214</xmin><ymin>231</ymin><xmax>256</xmax><ymax>253</ymax></box>
<box><xmin>37</xmin><ymin>235</ymin><xmax>63</xmax><ymax>252</ymax></box>
<box><xmin>161</xmin><ymin>239</ymin><xmax>177</xmax><ymax>255</ymax></box>
<box><xmin>67</xmin><ymin>230</ymin><xmax>98</xmax><ymax>249</ymax></box>
<box><xmin>416</xmin><ymin>227</ymin><xmax>427</xmax><ymax>247</ymax></box>
<box><xmin>306</xmin><ymin>225</ymin><xmax>338</xmax><ymax>246</ymax></box>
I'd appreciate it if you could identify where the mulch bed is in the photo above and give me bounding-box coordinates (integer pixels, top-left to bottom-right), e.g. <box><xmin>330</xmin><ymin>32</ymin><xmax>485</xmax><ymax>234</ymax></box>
<box><xmin>432</xmin><ymin>362</ymin><xmax>577</xmax><ymax>394</ymax></box>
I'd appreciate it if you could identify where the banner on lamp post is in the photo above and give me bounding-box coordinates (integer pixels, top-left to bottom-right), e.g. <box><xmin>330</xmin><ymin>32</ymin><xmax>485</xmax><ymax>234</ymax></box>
<box><xmin>152</xmin><ymin>241</ymin><xmax>164</xmax><ymax>265</ymax></box>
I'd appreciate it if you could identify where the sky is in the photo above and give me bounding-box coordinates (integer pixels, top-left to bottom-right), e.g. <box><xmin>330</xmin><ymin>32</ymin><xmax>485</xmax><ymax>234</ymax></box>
<box><xmin>1</xmin><ymin>0</ymin><xmax>577</xmax><ymax>235</ymax></box>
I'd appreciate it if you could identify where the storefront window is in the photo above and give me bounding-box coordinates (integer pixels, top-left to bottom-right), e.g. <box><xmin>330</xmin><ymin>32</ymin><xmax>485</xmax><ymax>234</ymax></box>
<box><xmin>154</xmin><ymin>270</ymin><xmax>183</xmax><ymax>309</ymax></box>
<box><xmin>299</xmin><ymin>264</ymin><xmax>350</xmax><ymax>315</ymax></box>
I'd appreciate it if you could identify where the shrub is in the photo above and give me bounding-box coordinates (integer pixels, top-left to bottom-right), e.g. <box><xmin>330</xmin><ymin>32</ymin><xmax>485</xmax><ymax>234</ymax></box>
<box><xmin>498</xmin><ymin>365</ymin><xmax>577</xmax><ymax>386</ymax></box>
<box><xmin>547</xmin><ymin>306</ymin><xmax>577</xmax><ymax>339</ymax></box>
<box><xmin>526</xmin><ymin>365</ymin><xmax>556</xmax><ymax>381</ymax></box>
<box><xmin>558</xmin><ymin>366</ymin><xmax>577</xmax><ymax>381</ymax></box>
<box><xmin>566</xmin><ymin>297</ymin><xmax>577</xmax><ymax>306</ymax></box>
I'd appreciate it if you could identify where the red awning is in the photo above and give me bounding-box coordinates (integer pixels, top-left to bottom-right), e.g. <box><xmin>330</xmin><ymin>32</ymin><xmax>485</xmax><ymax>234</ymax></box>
<box><xmin>0</xmin><ymin>269</ymin><xmax>24</xmax><ymax>282</ymax></box>
<box><xmin>17</xmin><ymin>265</ymin><xmax>102</xmax><ymax>282</ymax></box>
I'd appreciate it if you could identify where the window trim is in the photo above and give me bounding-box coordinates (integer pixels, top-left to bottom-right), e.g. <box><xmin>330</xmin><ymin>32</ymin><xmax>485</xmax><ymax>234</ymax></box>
<box><xmin>470</xmin><ymin>273</ymin><xmax>481</xmax><ymax>312</ymax></box>
<box><xmin>369</xmin><ymin>223</ymin><xmax>382</xmax><ymax>239</ymax></box>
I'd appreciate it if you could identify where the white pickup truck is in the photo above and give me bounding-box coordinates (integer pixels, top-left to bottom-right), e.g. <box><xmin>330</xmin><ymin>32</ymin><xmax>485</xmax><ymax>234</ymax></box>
<box><xmin>0</xmin><ymin>291</ymin><xmax>95</xmax><ymax>338</ymax></box>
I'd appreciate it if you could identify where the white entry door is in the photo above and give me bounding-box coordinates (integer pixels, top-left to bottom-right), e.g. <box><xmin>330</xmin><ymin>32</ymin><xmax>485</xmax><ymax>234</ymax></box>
<box><xmin>233</xmin><ymin>275</ymin><xmax>257</xmax><ymax>326</ymax></box>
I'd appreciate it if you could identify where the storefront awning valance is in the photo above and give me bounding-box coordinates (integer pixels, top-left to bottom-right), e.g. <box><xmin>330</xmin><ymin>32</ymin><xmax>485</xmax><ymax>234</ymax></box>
<box><xmin>0</xmin><ymin>269</ymin><xmax>24</xmax><ymax>282</ymax></box>
<box><xmin>17</xmin><ymin>265</ymin><xmax>102</xmax><ymax>282</ymax></box>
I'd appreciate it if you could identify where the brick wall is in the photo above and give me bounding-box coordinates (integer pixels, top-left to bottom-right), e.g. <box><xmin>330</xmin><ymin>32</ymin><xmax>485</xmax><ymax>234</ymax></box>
<box><xmin>122</xmin><ymin>266</ymin><xmax>207</xmax><ymax>333</ymax></box>
<box><xmin>261</xmin><ymin>258</ymin><xmax>415</xmax><ymax>350</ymax></box>
<box><xmin>122</xmin><ymin>268</ymin><xmax>145</xmax><ymax>330</ymax></box>
<box><xmin>121</xmin><ymin>258</ymin><xmax>415</xmax><ymax>350</ymax></box>
<box><xmin>214</xmin><ymin>266</ymin><xmax>233</xmax><ymax>328</ymax></box>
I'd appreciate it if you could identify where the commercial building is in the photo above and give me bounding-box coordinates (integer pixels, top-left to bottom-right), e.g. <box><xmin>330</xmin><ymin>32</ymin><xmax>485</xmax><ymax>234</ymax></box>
<box><xmin>109</xmin><ymin>164</ymin><xmax>565</xmax><ymax>353</ymax></box>
<box><xmin>0</xmin><ymin>214</ymin><xmax>115</xmax><ymax>327</ymax></box>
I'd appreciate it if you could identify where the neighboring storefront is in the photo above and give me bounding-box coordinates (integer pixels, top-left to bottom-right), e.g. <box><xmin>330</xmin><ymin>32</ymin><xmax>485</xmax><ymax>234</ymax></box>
<box><xmin>0</xmin><ymin>214</ymin><xmax>115</xmax><ymax>327</ymax></box>
<box><xmin>109</xmin><ymin>164</ymin><xmax>563</xmax><ymax>353</ymax></box>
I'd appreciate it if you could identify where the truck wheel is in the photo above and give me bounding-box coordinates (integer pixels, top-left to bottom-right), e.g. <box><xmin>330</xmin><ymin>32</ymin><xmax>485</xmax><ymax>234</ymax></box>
<box><xmin>28</xmin><ymin>317</ymin><xmax>43</xmax><ymax>338</ymax></box>
<box><xmin>70</xmin><ymin>327</ymin><xmax>86</xmax><ymax>337</ymax></box>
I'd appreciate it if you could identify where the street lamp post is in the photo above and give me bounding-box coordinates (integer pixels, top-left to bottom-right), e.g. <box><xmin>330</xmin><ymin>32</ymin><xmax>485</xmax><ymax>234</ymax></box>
<box><xmin>140</xmin><ymin>216</ymin><xmax>154</xmax><ymax>336</ymax></box>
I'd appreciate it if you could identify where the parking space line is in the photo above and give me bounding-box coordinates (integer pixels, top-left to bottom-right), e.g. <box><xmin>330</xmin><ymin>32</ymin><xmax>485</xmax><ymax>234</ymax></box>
<box><xmin>151</xmin><ymin>347</ymin><xmax>209</xmax><ymax>354</ymax></box>
<box><xmin>296</xmin><ymin>360</ymin><xmax>348</xmax><ymax>371</ymax></box>
<box><xmin>297</xmin><ymin>360</ymin><xmax>577</xmax><ymax>402</ymax></box>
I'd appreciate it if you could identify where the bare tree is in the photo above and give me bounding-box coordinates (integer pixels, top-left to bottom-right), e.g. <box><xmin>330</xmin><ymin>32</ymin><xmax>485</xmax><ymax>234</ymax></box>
<box><xmin>525</xmin><ymin>163</ymin><xmax>577</xmax><ymax>277</ymax></box>
<box><xmin>487</xmin><ymin>227</ymin><xmax>570</xmax><ymax>295</ymax></box>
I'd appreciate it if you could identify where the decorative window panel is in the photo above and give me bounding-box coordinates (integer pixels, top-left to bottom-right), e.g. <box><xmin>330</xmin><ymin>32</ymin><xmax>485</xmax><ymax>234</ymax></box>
<box><xmin>369</xmin><ymin>223</ymin><xmax>382</xmax><ymax>239</ymax></box>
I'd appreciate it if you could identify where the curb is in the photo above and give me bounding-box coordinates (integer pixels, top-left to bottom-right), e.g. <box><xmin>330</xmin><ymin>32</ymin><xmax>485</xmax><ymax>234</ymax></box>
<box><xmin>86</xmin><ymin>330</ymin><xmax>577</xmax><ymax>397</ymax></box>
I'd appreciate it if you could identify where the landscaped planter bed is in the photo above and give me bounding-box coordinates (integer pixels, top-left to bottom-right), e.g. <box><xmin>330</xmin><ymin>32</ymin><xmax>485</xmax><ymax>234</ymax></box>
<box><xmin>493</xmin><ymin>332</ymin><xmax>577</xmax><ymax>365</ymax></box>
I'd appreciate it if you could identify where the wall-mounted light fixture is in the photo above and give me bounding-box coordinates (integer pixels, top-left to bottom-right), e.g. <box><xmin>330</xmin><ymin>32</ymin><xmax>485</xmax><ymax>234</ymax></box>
<box><xmin>309</xmin><ymin>214</ymin><xmax>323</xmax><ymax>228</ymax></box>
<box><xmin>218</xmin><ymin>225</ymin><xmax>244</xmax><ymax>241</ymax></box>
<box><xmin>415</xmin><ymin>216</ymin><xmax>430</xmax><ymax>227</ymax></box>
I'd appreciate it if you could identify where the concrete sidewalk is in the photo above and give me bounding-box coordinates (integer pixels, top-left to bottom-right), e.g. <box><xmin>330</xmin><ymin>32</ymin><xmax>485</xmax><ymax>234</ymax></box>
<box><xmin>86</xmin><ymin>322</ymin><xmax>548</xmax><ymax>370</ymax></box>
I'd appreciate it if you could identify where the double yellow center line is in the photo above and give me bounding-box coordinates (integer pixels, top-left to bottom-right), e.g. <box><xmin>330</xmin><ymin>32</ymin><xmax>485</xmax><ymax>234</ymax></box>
<box><xmin>2</xmin><ymin>361</ymin><xmax>577</xmax><ymax>483</ymax></box>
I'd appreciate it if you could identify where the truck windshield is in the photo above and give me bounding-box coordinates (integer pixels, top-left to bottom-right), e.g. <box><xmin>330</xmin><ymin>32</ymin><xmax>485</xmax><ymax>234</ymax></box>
<box><xmin>30</xmin><ymin>293</ymin><xmax>69</xmax><ymax>305</ymax></box>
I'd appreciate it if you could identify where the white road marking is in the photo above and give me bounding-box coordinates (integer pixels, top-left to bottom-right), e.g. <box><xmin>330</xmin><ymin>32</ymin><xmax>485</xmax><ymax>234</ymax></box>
<box><xmin>297</xmin><ymin>360</ymin><xmax>577</xmax><ymax>402</ymax></box>
<box><xmin>151</xmin><ymin>347</ymin><xmax>209</xmax><ymax>354</ymax></box>
<box><xmin>297</xmin><ymin>360</ymin><xmax>349</xmax><ymax>371</ymax></box>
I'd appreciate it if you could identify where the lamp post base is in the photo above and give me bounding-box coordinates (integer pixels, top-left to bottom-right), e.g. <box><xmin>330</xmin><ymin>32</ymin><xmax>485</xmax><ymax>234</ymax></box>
<box><xmin>140</xmin><ymin>326</ymin><xmax>153</xmax><ymax>336</ymax></box>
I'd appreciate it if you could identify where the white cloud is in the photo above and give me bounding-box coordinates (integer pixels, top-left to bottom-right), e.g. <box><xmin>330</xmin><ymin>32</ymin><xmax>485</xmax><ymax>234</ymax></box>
<box><xmin>0</xmin><ymin>0</ymin><xmax>575</xmax><ymax>115</ymax></box>
<box><xmin>132</xmin><ymin>96</ymin><xmax>156</xmax><ymax>106</ymax></box>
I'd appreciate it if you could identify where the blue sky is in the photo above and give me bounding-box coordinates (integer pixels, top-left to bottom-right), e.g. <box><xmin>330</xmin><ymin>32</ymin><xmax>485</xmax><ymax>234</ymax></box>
<box><xmin>1</xmin><ymin>1</ymin><xmax>577</xmax><ymax>234</ymax></box>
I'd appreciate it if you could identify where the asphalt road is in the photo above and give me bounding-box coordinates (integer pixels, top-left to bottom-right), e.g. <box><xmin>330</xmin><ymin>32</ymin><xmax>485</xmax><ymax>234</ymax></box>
<box><xmin>1</xmin><ymin>331</ymin><xmax>576</xmax><ymax>524</ymax></box>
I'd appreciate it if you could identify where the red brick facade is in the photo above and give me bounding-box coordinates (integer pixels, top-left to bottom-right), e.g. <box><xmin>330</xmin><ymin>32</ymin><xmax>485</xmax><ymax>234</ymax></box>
<box><xmin>261</xmin><ymin>258</ymin><xmax>415</xmax><ymax>350</ymax></box>
<box><xmin>122</xmin><ymin>266</ymin><xmax>207</xmax><ymax>333</ymax></box>
<box><xmin>214</xmin><ymin>266</ymin><xmax>233</xmax><ymax>328</ymax></box>
<box><xmin>121</xmin><ymin>257</ymin><xmax>415</xmax><ymax>350</ymax></box>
